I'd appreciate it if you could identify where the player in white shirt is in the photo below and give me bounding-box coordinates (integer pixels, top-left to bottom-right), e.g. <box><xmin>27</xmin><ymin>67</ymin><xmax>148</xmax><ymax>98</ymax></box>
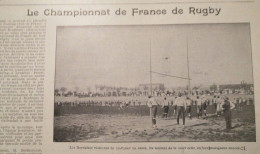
<box><xmin>162</xmin><ymin>97</ymin><xmax>170</xmax><ymax>119</ymax></box>
<box><xmin>147</xmin><ymin>95</ymin><xmax>159</xmax><ymax>128</ymax></box>
<box><xmin>174</xmin><ymin>93</ymin><xmax>187</xmax><ymax>128</ymax></box>
<box><xmin>216</xmin><ymin>96</ymin><xmax>223</xmax><ymax>117</ymax></box>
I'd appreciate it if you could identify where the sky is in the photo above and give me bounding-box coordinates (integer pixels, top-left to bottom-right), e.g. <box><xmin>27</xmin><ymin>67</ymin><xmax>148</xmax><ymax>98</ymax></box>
<box><xmin>55</xmin><ymin>24</ymin><xmax>253</xmax><ymax>90</ymax></box>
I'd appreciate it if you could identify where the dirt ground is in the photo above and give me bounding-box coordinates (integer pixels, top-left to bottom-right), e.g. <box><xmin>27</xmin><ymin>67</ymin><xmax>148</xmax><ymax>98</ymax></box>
<box><xmin>54</xmin><ymin>109</ymin><xmax>255</xmax><ymax>142</ymax></box>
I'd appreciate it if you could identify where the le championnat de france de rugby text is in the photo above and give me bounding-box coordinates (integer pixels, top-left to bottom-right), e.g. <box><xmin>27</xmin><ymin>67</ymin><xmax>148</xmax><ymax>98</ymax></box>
<box><xmin>27</xmin><ymin>7</ymin><xmax>222</xmax><ymax>17</ymax></box>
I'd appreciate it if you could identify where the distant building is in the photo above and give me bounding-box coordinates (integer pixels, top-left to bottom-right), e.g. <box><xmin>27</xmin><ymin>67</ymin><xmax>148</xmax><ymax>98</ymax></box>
<box><xmin>138</xmin><ymin>83</ymin><xmax>165</xmax><ymax>90</ymax></box>
<box><xmin>213</xmin><ymin>83</ymin><xmax>253</xmax><ymax>94</ymax></box>
<box><xmin>138</xmin><ymin>83</ymin><xmax>165</xmax><ymax>96</ymax></box>
<box><xmin>219</xmin><ymin>83</ymin><xmax>253</xmax><ymax>91</ymax></box>
<box><xmin>210</xmin><ymin>84</ymin><xmax>218</xmax><ymax>91</ymax></box>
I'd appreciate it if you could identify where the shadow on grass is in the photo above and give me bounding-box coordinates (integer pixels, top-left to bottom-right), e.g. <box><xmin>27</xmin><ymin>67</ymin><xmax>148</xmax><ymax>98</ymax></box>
<box><xmin>188</xmin><ymin>122</ymin><xmax>208</xmax><ymax>127</ymax></box>
<box><xmin>231</xmin><ymin>124</ymin><xmax>245</xmax><ymax>129</ymax></box>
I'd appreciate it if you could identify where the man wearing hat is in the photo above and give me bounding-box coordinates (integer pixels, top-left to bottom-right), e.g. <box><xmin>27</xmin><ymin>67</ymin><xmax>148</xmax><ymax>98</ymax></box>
<box><xmin>147</xmin><ymin>95</ymin><xmax>159</xmax><ymax>128</ymax></box>
<box><xmin>222</xmin><ymin>96</ymin><xmax>235</xmax><ymax>129</ymax></box>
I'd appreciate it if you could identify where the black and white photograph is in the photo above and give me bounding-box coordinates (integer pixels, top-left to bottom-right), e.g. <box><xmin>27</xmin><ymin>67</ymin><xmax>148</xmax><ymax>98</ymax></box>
<box><xmin>53</xmin><ymin>24</ymin><xmax>255</xmax><ymax>142</ymax></box>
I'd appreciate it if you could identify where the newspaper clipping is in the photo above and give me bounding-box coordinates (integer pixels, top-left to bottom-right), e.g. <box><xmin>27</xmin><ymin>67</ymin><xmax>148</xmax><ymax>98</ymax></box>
<box><xmin>0</xmin><ymin>0</ymin><xmax>260</xmax><ymax>154</ymax></box>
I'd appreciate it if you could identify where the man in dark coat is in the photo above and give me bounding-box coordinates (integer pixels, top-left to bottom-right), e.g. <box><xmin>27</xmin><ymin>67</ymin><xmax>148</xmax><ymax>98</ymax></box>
<box><xmin>222</xmin><ymin>97</ymin><xmax>235</xmax><ymax>129</ymax></box>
